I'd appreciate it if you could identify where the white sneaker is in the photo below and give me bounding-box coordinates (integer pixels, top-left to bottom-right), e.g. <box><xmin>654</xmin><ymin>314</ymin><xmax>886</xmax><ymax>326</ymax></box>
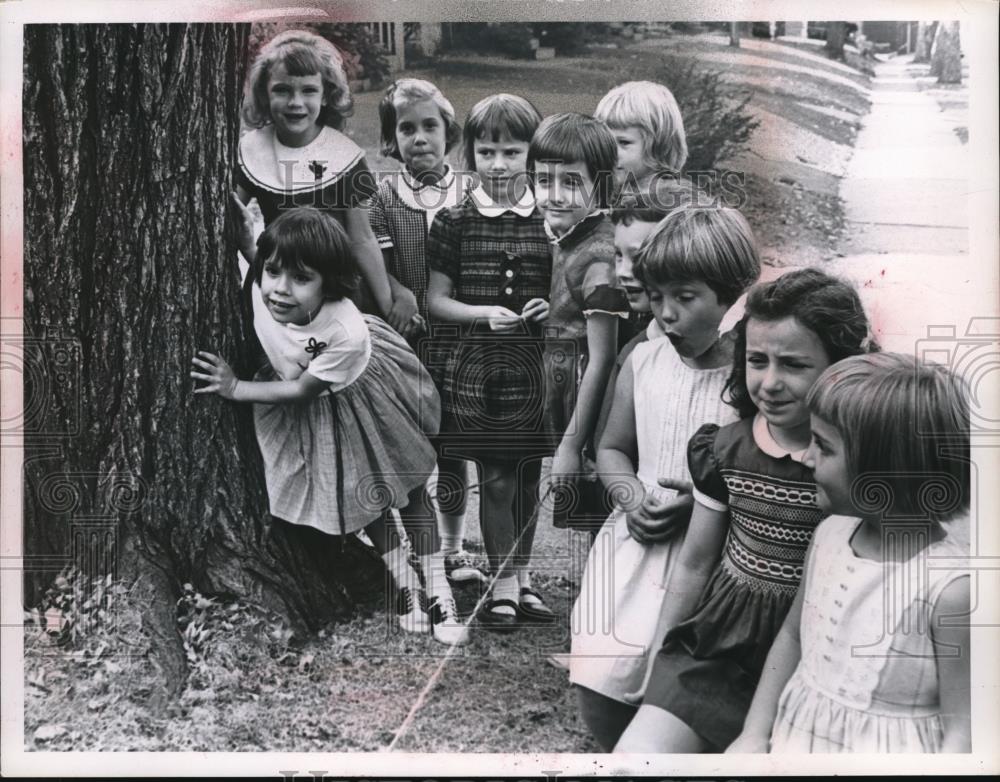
<box><xmin>396</xmin><ymin>586</ymin><xmax>430</xmax><ymax>634</ymax></box>
<box><xmin>427</xmin><ymin>594</ymin><xmax>470</xmax><ymax>646</ymax></box>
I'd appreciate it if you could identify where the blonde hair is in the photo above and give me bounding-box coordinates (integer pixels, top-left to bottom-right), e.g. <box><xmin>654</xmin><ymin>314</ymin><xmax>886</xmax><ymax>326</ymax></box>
<box><xmin>807</xmin><ymin>353</ymin><xmax>971</xmax><ymax>523</ymax></box>
<box><xmin>242</xmin><ymin>30</ymin><xmax>353</xmax><ymax>131</ymax></box>
<box><xmin>595</xmin><ymin>81</ymin><xmax>688</xmax><ymax>173</ymax></box>
<box><xmin>378</xmin><ymin>78</ymin><xmax>461</xmax><ymax>161</ymax></box>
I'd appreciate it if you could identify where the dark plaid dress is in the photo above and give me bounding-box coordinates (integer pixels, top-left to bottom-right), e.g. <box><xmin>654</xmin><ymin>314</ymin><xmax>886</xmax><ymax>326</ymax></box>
<box><xmin>425</xmin><ymin>192</ymin><xmax>551</xmax><ymax>462</ymax></box>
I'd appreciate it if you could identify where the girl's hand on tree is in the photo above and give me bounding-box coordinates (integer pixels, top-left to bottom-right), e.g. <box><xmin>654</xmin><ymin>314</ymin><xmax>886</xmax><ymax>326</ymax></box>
<box><xmin>482</xmin><ymin>305</ymin><xmax>521</xmax><ymax>332</ymax></box>
<box><xmin>231</xmin><ymin>191</ymin><xmax>256</xmax><ymax>260</ymax></box>
<box><xmin>521</xmin><ymin>297</ymin><xmax>549</xmax><ymax>322</ymax></box>
<box><xmin>625</xmin><ymin>478</ymin><xmax>694</xmax><ymax>545</ymax></box>
<box><xmin>191</xmin><ymin>351</ymin><xmax>239</xmax><ymax>399</ymax></box>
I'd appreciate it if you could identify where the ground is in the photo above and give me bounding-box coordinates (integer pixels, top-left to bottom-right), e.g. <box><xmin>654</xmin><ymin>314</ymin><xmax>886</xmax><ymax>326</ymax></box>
<box><xmin>24</xmin><ymin>30</ymin><xmax>889</xmax><ymax>753</ymax></box>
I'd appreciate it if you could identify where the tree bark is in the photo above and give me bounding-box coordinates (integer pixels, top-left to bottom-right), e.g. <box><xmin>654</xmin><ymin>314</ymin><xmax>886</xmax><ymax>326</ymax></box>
<box><xmin>914</xmin><ymin>21</ymin><xmax>937</xmax><ymax>63</ymax></box>
<box><xmin>931</xmin><ymin>21</ymin><xmax>962</xmax><ymax>84</ymax></box>
<box><xmin>729</xmin><ymin>22</ymin><xmax>741</xmax><ymax>48</ymax></box>
<box><xmin>23</xmin><ymin>24</ymin><xmax>384</xmax><ymax>707</ymax></box>
<box><xmin>825</xmin><ymin>22</ymin><xmax>847</xmax><ymax>61</ymax></box>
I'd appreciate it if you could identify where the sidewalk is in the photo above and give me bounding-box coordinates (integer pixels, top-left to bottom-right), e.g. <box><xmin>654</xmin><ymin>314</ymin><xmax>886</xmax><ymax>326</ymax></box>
<box><xmin>818</xmin><ymin>55</ymin><xmax>994</xmax><ymax>354</ymax></box>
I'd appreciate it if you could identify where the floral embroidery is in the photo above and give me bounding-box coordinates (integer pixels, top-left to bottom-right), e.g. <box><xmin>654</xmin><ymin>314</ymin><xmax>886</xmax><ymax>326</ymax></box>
<box><xmin>305</xmin><ymin>337</ymin><xmax>328</xmax><ymax>357</ymax></box>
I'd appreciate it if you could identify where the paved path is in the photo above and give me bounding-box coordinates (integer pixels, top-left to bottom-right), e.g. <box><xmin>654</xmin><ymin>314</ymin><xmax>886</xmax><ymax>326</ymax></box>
<box><xmin>819</xmin><ymin>55</ymin><xmax>994</xmax><ymax>355</ymax></box>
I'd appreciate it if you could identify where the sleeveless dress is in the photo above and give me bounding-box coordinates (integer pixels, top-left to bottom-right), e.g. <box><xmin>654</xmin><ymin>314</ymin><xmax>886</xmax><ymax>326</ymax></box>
<box><xmin>770</xmin><ymin>514</ymin><xmax>970</xmax><ymax>753</ymax></box>
<box><xmin>568</xmin><ymin>337</ymin><xmax>737</xmax><ymax>701</ymax></box>
<box><xmin>643</xmin><ymin>414</ymin><xmax>824</xmax><ymax>749</ymax></box>
<box><xmin>250</xmin><ymin>287</ymin><xmax>440</xmax><ymax>535</ymax></box>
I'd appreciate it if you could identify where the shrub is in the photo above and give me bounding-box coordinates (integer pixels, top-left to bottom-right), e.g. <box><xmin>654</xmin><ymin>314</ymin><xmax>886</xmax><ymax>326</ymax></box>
<box><xmin>654</xmin><ymin>57</ymin><xmax>761</xmax><ymax>171</ymax></box>
<box><xmin>247</xmin><ymin>22</ymin><xmax>391</xmax><ymax>86</ymax></box>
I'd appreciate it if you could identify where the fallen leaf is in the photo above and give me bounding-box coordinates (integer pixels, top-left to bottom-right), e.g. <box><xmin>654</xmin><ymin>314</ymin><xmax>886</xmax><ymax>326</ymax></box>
<box><xmin>34</xmin><ymin>724</ymin><xmax>67</xmax><ymax>741</ymax></box>
<box><xmin>297</xmin><ymin>653</ymin><xmax>315</xmax><ymax>673</ymax></box>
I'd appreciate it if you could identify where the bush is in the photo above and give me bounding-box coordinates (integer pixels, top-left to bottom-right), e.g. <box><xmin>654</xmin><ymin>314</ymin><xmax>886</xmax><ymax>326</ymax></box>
<box><xmin>654</xmin><ymin>57</ymin><xmax>761</xmax><ymax>171</ymax></box>
<box><xmin>247</xmin><ymin>22</ymin><xmax>391</xmax><ymax>86</ymax></box>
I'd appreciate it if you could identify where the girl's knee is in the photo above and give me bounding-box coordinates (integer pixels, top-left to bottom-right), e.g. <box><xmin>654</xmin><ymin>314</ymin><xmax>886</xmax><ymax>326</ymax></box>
<box><xmin>575</xmin><ymin>686</ymin><xmax>637</xmax><ymax>752</ymax></box>
<box><xmin>481</xmin><ymin>466</ymin><xmax>516</xmax><ymax>506</ymax></box>
<box><xmin>613</xmin><ymin>704</ymin><xmax>705</xmax><ymax>753</ymax></box>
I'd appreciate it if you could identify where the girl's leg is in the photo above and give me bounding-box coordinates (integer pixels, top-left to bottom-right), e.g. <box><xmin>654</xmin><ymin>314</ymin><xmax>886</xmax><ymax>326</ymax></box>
<box><xmin>363</xmin><ymin>511</ymin><xmax>428</xmax><ymax>634</ymax></box>
<box><xmin>432</xmin><ymin>456</ymin><xmax>481</xmax><ymax>583</ymax></box>
<box><xmin>613</xmin><ymin>703</ymin><xmax>709</xmax><ymax>753</ymax></box>
<box><xmin>398</xmin><ymin>483</ymin><xmax>468</xmax><ymax>645</ymax></box>
<box><xmin>513</xmin><ymin>458</ymin><xmax>551</xmax><ymax>618</ymax></box>
<box><xmin>478</xmin><ymin>461</ymin><xmax>520</xmax><ymax>623</ymax></box>
<box><xmin>575</xmin><ymin>685</ymin><xmax>639</xmax><ymax>752</ymax></box>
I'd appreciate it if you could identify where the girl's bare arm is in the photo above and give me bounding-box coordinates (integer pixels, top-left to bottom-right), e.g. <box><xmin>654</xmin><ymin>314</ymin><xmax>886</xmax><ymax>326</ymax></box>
<box><xmin>933</xmin><ymin>574</ymin><xmax>972</xmax><ymax>752</ymax></box>
<box><xmin>345</xmin><ymin>207</ymin><xmax>393</xmax><ymax>316</ymax></box>
<box><xmin>595</xmin><ymin>351</ymin><xmax>643</xmax><ymax>511</ymax></box>
<box><xmin>191</xmin><ymin>351</ymin><xmax>329</xmax><ymax>403</ymax></box>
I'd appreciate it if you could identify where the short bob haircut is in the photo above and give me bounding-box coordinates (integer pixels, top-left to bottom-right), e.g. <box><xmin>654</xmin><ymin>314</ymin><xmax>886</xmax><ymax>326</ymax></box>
<box><xmin>254</xmin><ymin>207</ymin><xmax>358</xmax><ymax>301</ymax></box>
<box><xmin>724</xmin><ymin>268</ymin><xmax>878</xmax><ymax>418</ymax></box>
<box><xmin>807</xmin><ymin>352</ymin><xmax>971</xmax><ymax>523</ymax></box>
<box><xmin>461</xmin><ymin>93</ymin><xmax>543</xmax><ymax>171</ymax></box>
<box><xmin>528</xmin><ymin>113</ymin><xmax>618</xmax><ymax>209</ymax></box>
<box><xmin>632</xmin><ymin>205</ymin><xmax>760</xmax><ymax>307</ymax></box>
<box><xmin>609</xmin><ymin>175</ymin><xmax>698</xmax><ymax>226</ymax></box>
<box><xmin>242</xmin><ymin>30</ymin><xmax>353</xmax><ymax>132</ymax></box>
<box><xmin>378</xmin><ymin>78</ymin><xmax>462</xmax><ymax>162</ymax></box>
<box><xmin>595</xmin><ymin>81</ymin><xmax>688</xmax><ymax>174</ymax></box>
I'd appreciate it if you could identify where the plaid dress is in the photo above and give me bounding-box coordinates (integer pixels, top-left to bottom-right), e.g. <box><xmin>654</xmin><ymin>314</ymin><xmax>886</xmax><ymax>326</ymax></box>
<box><xmin>425</xmin><ymin>188</ymin><xmax>551</xmax><ymax>461</ymax></box>
<box><xmin>368</xmin><ymin>166</ymin><xmax>470</xmax><ymax>321</ymax></box>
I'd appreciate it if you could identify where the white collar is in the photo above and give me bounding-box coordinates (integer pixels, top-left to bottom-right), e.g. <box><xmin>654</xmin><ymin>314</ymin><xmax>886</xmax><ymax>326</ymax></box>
<box><xmin>752</xmin><ymin>413</ymin><xmax>808</xmax><ymax>463</ymax></box>
<box><xmin>392</xmin><ymin>164</ymin><xmax>467</xmax><ymax>219</ymax></box>
<box><xmin>239</xmin><ymin>125</ymin><xmax>363</xmax><ymax>194</ymax></box>
<box><xmin>470</xmin><ymin>183</ymin><xmax>535</xmax><ymax>218</ymax></box>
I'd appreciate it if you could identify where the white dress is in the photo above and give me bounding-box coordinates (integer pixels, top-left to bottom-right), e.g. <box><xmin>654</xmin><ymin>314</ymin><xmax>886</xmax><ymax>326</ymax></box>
<box><xmin>770</xmin><ymin>514</ymin><xmax>969</xmax><ymax>753</ymax></box>
<box><xmin>568</xmin><ymin>337</ymin><xmax>738</xmax><ymax>701</ymax></box>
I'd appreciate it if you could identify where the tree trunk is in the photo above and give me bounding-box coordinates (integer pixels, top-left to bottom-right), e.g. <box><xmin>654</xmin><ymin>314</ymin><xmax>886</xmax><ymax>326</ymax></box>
<box><xmin>22</xmin><ymin>24</ymin><xmax>384</xmax><ymax>708</ymax></box>
<box><xmin>729</xmin><ymin>22</ymin><xmax>740</xmax><ymax>47</ymax></box>
<box><xmin>914</xmin><ymin>21</ymin><xmax>937</xmax><ymax>63</ymax></box>
<box><xmin>930</xmin><ymin>21</ymin><xmax>962</xmax><ymax>84</ymax></box>
<box><xmin>825</xmin><ymin>22</ymin><xmax>847</xmax><ymax>60</ymax></box>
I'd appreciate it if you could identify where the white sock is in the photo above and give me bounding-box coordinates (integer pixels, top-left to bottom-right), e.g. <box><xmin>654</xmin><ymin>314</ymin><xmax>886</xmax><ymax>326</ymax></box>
<box><xmin>419</xmin><ymin>551</ymin><xmax>453</xmax><ymax>601</ymax></box>
<box><xmin>382</xmin><ymin>546</ymin><xmax>420</xmax><ymax>592</ymax></box>
<box><xmin>438</xmin><ymin>518</ymin><xmax>464</xmax><ymax>556</ymax></box>
<box><xmin>491</xmin><ymin>574</ymin><xmax>519</xmax><ymax>614</ymax></box>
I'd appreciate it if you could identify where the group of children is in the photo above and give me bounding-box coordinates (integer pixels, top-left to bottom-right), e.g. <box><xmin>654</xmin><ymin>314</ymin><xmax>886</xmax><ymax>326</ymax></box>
<box><xmin>190</xmin><ymin>29</ymin><xmax>972</xmax><ymax>754</ymax></box>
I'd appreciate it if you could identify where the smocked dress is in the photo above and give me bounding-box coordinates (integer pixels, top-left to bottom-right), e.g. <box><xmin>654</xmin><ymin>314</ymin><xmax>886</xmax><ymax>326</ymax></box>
<box><xmin>424</xmin><ymin>185</ymin><xmax>551</xmax><ymax>462</ymax></box>
<box><xmin>770</xmin><ymin>514</ymin><xmax>970</xmax><ymax>753</ymax></box>
<box><xmin>250</xmin><ymin>286</ymin><xmax>440</xmax><ymax>536</ymax></box>
<box><xmin>568</xmin><ymin>336</ymin><xmax>737</xmax><ymax>702</ymax></box>
<box><xmin>644</xmin><ymin>414</ymin><xmax>824</xmax><ymax>749</ymax></box>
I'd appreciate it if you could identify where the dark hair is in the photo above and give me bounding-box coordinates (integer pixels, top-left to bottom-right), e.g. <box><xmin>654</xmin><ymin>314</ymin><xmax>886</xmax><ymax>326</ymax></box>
<box><xmin>527</xmin><ymin>113</ymin><xmax>618</xmax><ymax>209</ymax></box>
<box><xmin>378</xmin><ymin>78</ymin><xmax>462</xmax><ymax>162</ymax></box>
<box><xmin>807</xmin><ymin>352</ymin><xmax>970</xmax><ymax>523</ymax></box>
<box><xmin>724</xmin><ymin>268</ymin><xmax>879</xmax><ymax>417</ymax></box>
<box><xmin>254</xmin><ymin>207</ymin><xmax>357</xmax><ymax>301</ymax></box>
<box><xmin>632</xmin><ymin>205</ymin><xmax>760</xmax><ymax>306</ymax></box>
<box><xmin>609</xmin><ymin>175</ymin><xmax>696</xmax><ymax>226</ymax></box>
<box><xmin>462</xmin><ymin>93</ymin><xmax>543</xmax><ymax>171</ymax></box>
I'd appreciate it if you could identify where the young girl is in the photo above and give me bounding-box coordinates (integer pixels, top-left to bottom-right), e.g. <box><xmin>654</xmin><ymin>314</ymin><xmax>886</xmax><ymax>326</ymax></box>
<box><xmin>616</xmin><ymin>268</ymin><xmax>877</xmax><ymax>753</ymax></box>
<box><xmin>371</xmin><ymin>78</ymin><xmax>481</xmax><ymax>585</ymax></box>
<box><xmin>729</xmin><ymin>353</ymin><xmax>971</xmax><ymax>753</ymax></box>
<box><xmin>594</xmin><ymin>80</ymin><xmax>688</xmax><ymax>192</ymax></box>
<box><xmin>233</xmin><ymin>29</ymin><xmax>392</xmax><ymax>316</ymax></box>
<box><xmin>530</xmin><ymin>112</ymin><xmax>630</xmax><ymax>539</ymax></box>
<box><xmin>570</xmin><ymin>205</ymin><xmax>760</xmax><ymax>750</ymax></box>
<box><xmin>191</xmin><ymin>207</ymin><xmax>467</xmax><ymax>645</ymax></box>
<box><xmin>426</xmin><ymin>94</ymin><xmax>550</xmax><ymax>630</ymax></box>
